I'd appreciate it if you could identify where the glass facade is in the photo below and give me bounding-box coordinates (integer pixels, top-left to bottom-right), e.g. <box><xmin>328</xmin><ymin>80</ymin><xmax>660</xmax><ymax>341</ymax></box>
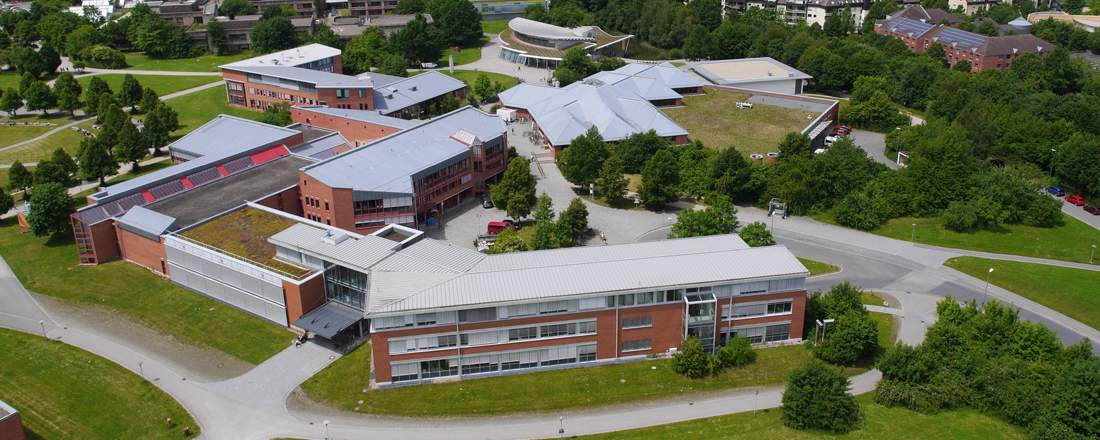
<box><xmin>685</xmin><ymin>291</ymin><xmax>717</xmax><ymax>352</ymax></box>
<box><xmin>324</xmin><ymin>265</ymin><xmax>369</xmax><ymax>309</ymax></box>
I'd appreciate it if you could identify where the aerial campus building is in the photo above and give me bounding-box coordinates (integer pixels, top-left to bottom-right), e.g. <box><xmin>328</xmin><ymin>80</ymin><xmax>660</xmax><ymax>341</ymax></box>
<box><xmin>220</xmin><ymin>44</ymin><xmax>467</xmax><ymax>118</ymax></box>
<box><xmin>498</xmin><ymin>17</ymin><xmax>633</xmax><ymax>68</ymax></box>
<box><xmin>875</xmin><ymin>13</ymin><xmax>1054</xmax><ymax>72</ymax></box>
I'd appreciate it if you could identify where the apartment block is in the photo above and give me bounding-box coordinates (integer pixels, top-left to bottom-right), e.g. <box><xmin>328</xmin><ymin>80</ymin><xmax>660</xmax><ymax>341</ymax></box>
<box><xmin>875</xmin><ymin>14</ymin><xmax>1054</xmax><ymax>72</ymax></box>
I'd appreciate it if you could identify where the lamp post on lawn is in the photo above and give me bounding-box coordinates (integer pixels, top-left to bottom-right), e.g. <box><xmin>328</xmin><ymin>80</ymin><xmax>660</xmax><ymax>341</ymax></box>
<box><xmin>815</xmin><ymin>318</ymin><xmax>835</xmax><ymax>344</ymax></box>
<box><xmin>1050</xmin><ymin>148</ymin><xmax>1057</xmax><ymax>177</ymax></box>
<box><xmin>983</xmin><ymin>267</ymin><xmax>995</xmax><ymax>304</ymax></box>
<box><xmin>558</xmin><ymin>416</ymin><xmax>565</xmax><ymax>439</ymax></box>
<box><xmin>1091</xmin><ymin>244</ymin><xmax>1096</xmax><ymax>264</ymax></box>
<box><xmin>38</xmin><ymin>320</ymin><xmax>46</xmax><ymax>338</ymax></box>
<box><xmin>910</xmin><ymin>223</ymin><xmax>916</xmax><ymax>243</ymax></box>
<box><xmin>138</xmin><ymin>361</ymin><xmax>144</xmax><ymax>381</ymax></box>
<box><xmin>323</xmin><ymin>420</ymin><xmax>330</xmax><ymax>439</ymax></box>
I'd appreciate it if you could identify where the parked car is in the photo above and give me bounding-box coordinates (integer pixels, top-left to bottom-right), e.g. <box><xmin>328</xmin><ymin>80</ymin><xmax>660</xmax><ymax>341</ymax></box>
<box><xmin>487</xmin><ymin>221</ymin><xmax>513</xmax><ymax>235</ymax></box>
<box><xmin>502</xmin><ymin>219</ymin><xmax>521</xmax><ymax>230</ymax></box>
<box><xmin>1067</xmin><ymin>195</ymin><xmax>1086</xmax><ymax>206</ymax></box>
<box><xmin>482</xmin><ymin>197</ymin><xmax>493</xmax><ymax>209</ymax></box>
<box><xmin>1046</xmin><ymin>186</ymin><xmax>1065</xmax><ymax>197</ymax></box>
<box><xmin>1085</xmin><ymin>205</ymin><xmax>1100</xmax><ymax>215</ymax></box>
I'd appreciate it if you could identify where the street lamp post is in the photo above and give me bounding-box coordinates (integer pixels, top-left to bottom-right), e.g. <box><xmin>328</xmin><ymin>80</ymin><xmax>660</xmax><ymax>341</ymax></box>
<box><xmin>323</xmin><ymin>420</ymin><xmax>330</xmax><ymax>439</ymax></box>
<box><xmin>910</xmin><ymin>223</ymin><xmax>916</xmax><ymax>243</ymax></box>
<box><xmin>558</xmin><ymin>416</ymin><xmax>565</xmax><ymax>439</ymax></box>
<box><xmin>1091</xmin><ymin>244</ymin><xmax>1097</xmax><ymax>264</ymax></box>
<box><xmin>984</xmin><ymin>267</ymin><xmax>995</xmax><ymax>304</ymax></box>
<box><xmin>138</xmin><ymin>361</ymin><xmax>144</xmax><ymax>380</ymax></box>
<box><xmin>38</xmin><ymin>320</ymin><xmax>46</xmax><ymax>338</ymax></box>
<box><xmin>1050</xmin><ymin>148</ymin><xmax>1057</xmax><ymax>177</ymax></box>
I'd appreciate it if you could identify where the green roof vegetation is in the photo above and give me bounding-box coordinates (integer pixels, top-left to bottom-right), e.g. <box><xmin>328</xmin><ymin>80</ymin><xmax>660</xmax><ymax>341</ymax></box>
<box><xmin>0</xmin><ymin>218</ymin><xmax>290</xmax><ymax>364</ymax></box>
<box><xmin>664</xmin><ymin>89</ymin><xmax>819</xmax><ymax>156</ymax></box>
<box><xmin>180</xmin><ymin>207</ymin><xmax>311</xmax><ymax>277</ymax></box>
<box><xmin>0</xmin><ymin>328</ymin><xmax>199</xmax><ymax>439</ymax></box>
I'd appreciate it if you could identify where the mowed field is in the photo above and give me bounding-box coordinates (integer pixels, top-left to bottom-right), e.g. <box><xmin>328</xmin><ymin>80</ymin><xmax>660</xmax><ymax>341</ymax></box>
<box><xmin>664</xmin><ymin>89</ymin><xmax>818</xmax><ymax>155</ymax></box>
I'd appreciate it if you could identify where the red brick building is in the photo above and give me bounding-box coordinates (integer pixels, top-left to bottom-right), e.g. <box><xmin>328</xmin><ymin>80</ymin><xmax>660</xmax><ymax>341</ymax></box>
<box><xmin>875</xmin><ymin>15</ymin><xmax>1054</xmax><ymax>72</ymax></box>
<box><xmin>289</xmin><ymin>105</ymin><xmax>416</xmax><ymax>148</ymax></box>
<box><xmin>0</xmin><ymin>400</ymin><xmax>24</xmax><ymax>440</ymax></box>
<box><xmin>297</xmin><ymin>106</ymin><xmax>507</xmax><ymax>233</ymax></box>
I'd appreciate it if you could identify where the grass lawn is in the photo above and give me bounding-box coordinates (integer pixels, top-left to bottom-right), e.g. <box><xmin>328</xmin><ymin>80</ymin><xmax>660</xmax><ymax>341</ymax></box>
<box><xmin>582</xmin><ymin>394</ymin><xmax>1025</xmax><ymax>440</ymax></box>
<box><xmin>306</xmin><ymin>344</ymin><xmax>864</xmax><ymax>416</ymax></box>
<box><xmin>439</xmin><ymin>38</ymin><xmax>486</xmax><ymax>66</ymax></box>
<box><xmin>0</xmin><ymin>218</ymin><xmax>291</xmax><ymax>364</ymax></box>
<box><xmin>864</xmin><ymin>214</ymin><xmax>1100</xmax><ymax>265</ymax></box>
<box><xmin>945</xmin><ymin>256</ymin><xmax>1100</xmax><ymax>331</ymax></box>
<box><xmin>0</xmin><ymin>114</ymin><xmax>79</xmax><ymax>148</ymax></box>
<box><xmin>299</xmin><ymin>342</ymin><xmax>373</xmax><ymax>409</ymax></box>
<box><xmin>123</xmin><ymin>51</ymin><xmax>254</xmax><ymax>72</ymax></box>
<box><xmin>0</xmin><ymin>119</ymin><xmax>93</xmax><ymax>164</ymax></box>
<box><xmin>797</xmin><ymin>257</ymin><xmax>839</xmax><ymax>277</ymax></box>
<box><xmin>871</xmin><ymin>312</ymin><xmax>897</xmax><ymax>349</ymax></box>
<box><xmin>860</xmin><ymin>292</ymin><xmax>886</xmax><ymax>306</ymax></box>
<box><xmin>0</xmin><ymin>72</ymin><xmax>23</xmax><ymax>91</ymax></box>
<box><xmin>664</xmin><ymin>89</ymin><xmax>819</xmax><ymax>155</ymax></box>
<box><xmin>444</xmin><ymin>70</ymin><xmax>520</xmax><ymax>91</ymax></box>
<box><xmin>163</xmin><ymin>86</ymin><xmax>264</xmax><ymax>137</ymax></box>
<box><xmin>482</xmin><ymin>19</ymin><xmax>508</xmax><ymax>34</ymax></box>
<box><xmin>77</xmin><ymin>74</ymin><xmax>220</xmax><ymax>98</ymax></box>
<box><xmin>0</xmin><ymin>328</ymin><xmax>198</xmax><ymax>439</ymax></box>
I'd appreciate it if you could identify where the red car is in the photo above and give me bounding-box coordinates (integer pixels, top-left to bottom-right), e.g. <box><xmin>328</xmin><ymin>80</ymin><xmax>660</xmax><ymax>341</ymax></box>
<box><xmin>1085</xmin><ymin>205</ymin><xmax>1100</xmax><ymax>215</ymax></box>
<box><xmin>1067</xmin><ymin>195</ymin><xmax>1086</xmax><ymax>206</ymax></box>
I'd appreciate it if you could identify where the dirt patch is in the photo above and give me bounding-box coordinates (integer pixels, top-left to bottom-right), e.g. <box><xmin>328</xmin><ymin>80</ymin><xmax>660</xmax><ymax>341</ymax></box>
<box><xmin>33</xmin><ymin>293</ymin><xmax>253</xmax><ymax>382</ymax></box>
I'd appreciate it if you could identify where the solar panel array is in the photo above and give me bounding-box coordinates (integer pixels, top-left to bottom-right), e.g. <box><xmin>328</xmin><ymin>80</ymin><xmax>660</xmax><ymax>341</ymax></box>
<box><xmin>888</xmin><ymin>18</ymin><xmax>934</xmax><ymax>37</ymax></box>
<box><xmin>185</xmin><ymin>167</ymin><xmax>223</xmax><ymax>187</ymax></box>
<box><xmin>935</xmin><ymin>27</ymin><xmax>987</xmax><ymax>49</ymax></box>
<box><xmin>149</xmin><ymin>180</ymin><xmax>187</xmax><ymax>199</ymax></box>
<box><xmin>222</xmin><ymin>156</ymin><xmax>256</xmax><ymax>174</ymax></box>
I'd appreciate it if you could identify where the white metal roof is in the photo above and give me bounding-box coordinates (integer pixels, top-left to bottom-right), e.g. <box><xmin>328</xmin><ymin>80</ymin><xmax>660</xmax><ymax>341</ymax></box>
<box><xmin>508</xmin><ymin>17</ymin><xmax>595</xmax><ymax>41</ymax></box>
<box><xmin>269</xmin><ymin>223</ymin><xmax>399</xmax><ymax>272</ymax></box>
<box><xmin>221</xmin><ymin>43</ymin><xmax>342</xmax><ymax>69</ymax></box>
<box><xmin>223</xmin><ymin>65</ymin><xmax>369</xmax><ymax>88</ymax></box>
<box><xmin>116</xmin><ymin>206</ymin><xmax>178</xmax><ymax>238</ymax></box>
<box><xmin>370</xmin><ymin>70</ymin><xmax>467</xmax><ymax>115</ymax></box>
<box><xmin>690</xmin><ymin>57</ymin><xmax>813</xmax><ymax>85</ymax></box>
<box><xmin>524</xmin><ymin>82</ymin><xmax>688</xmax><ymax>146</ymax></box>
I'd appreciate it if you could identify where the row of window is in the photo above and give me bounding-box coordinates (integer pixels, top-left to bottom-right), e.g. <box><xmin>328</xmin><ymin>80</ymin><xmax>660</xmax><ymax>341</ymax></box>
<box><xmin>304</xmin><ymin>196</ymin><xmax>328</xmax><ymax>211</ymax></box>
<box><xmin>728</xmin><ymin>323</ymin><xmax>792</xmax><ymax>344</ymax></box>
<box><xmin>621</xmin><ymin>315</ymin><xmax>652</xmax><ymax>329</ymax></box>
<box><xmin>373</xmin><ymin>279</ymin><xmax>804</xmax><ymax>331</ymax></box>
<box><xmin>721</xmin><ymin>300</ymin><xmax>793</xmax><ymax>320</ymax></box>
<box><xmin>391</xmin><ymin>344</ymin><xmax>597</xmax><ymax>382</ymax></box>
<box><xmin>387</xmin><ymin>319</ymin><xmax>597</xmax><ymax>354</ymax></box>
<box><xmin>621</xmin><ymin>339</ymin><xmax>651</xmax><ymax>352</ymax></box>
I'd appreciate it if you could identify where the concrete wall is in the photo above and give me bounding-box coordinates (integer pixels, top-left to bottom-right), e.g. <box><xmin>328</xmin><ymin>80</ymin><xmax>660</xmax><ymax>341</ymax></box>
<box><xmin>116</xmin><ymin>226</ymin><xmax>168</xmax><ymax>276</ymax></box>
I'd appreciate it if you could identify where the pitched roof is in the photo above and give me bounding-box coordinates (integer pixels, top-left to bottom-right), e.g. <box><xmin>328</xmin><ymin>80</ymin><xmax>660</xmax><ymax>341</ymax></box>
<box><xmin>302</xmin><ymin>106</ymin><xmax>504</xmax><ymax>194</ymax></box>
<box><xmin>169</xmin><ymin>114</ymin><xmax>302</xmax><ymax>159</ymax></box>
<box><xmin>980</xmin><ymin>33</ymin><xmax>1054</xmax><ymax>56</ymax></box>
<box><xmin>370</xmin><ymin>70</ymin><xmax>467</xmax><ymax>115</ymax></box>
<box><xmin>116</xmin><ymin>206</ymin><xmax>178</xmax><ymax>239</ymax></box>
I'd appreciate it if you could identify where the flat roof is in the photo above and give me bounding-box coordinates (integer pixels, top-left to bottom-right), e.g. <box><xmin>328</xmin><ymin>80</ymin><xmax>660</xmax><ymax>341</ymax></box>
<box><xmin>302</xmin><ymin>106</ymin><xmax>503</xmax><ymax>194</ymax></box>
<box><xmin>146</xmin><ymin>155</ymin><xmax>312</xmax><ymax>229</ymax></box>
<box><xmin>690</xmin><ymin>57</ymin><xmax>813</xmax><ymax>85</ymax></box>
<box><xmin>223</xmin><ymin>65</ymin><xmax>369</xmax><ymax>88</ymax></box>
<box><xmin>170</xmin><ymin>114</ymin><xmax>302</xmax><ymax>159</ymax></box>
<box><xmin>371</xmin><ymin>70</ymin><xmax>467</xmax><ymax>115</ymax></box>
<box><xmin>0</xmin><ymin>399</ymin><xmax>16</xmax><ymax>420</ymax></box>
<box><xmin>220</xmin><ymin>43</ymin><xmax>341</xmax><ymax>69</ymax></box>
<box><xmin>180</xmin><ymin>206</ymin><xmax>312</xmax><ymax>277</ymax></box>
<box><xmin>293</xmin><ymin>105</ymin><xmax>417</xmax><ymax>130</ymax></box>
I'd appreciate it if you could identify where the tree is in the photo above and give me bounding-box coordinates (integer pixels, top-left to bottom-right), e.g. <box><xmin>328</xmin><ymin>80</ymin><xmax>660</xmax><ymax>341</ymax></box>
<box><xmin>390</xmin><ymin>14</ymin><xmax>442</xmax><ymax>66</ymax></box>
<box><xmin>596</xmin><ymin>56</ymin><xmax>625</xmax><ymax>72</ymax></box>
<box><xmin>841</xmin><ymin>91</ymin><xmax>909</xmax><ymax>132</ymax></box>
<box><xmin>258</xmin><ymin>102</ymin><xmax>292</xmax><ymax>126</ymax></box>
<box><xmin>683</xmin><ymin>25</ymin><xmax>716</xmax><ymax>60</ymax></box>
<box><xmin>617</xmin><ymin>130</ymin><xmax>670</xmax><ymax>173</ymax></box>
<box><xmin>8</xmin><ymin>161</ymin><xmax>33</xmax><ymax>196</ymax></box>
<box><xmin>77</xmin><ymin>45</ymin><xmax>126</xmax><ymax>68</ymax></box>
<box><xmin>139</xmin><ymin>87</ymin><xmax>160</xmax><ymax>114</ymax></box>
<box><xmin>23</xmin><ymin>80</ymin><xmax>54</xmax><ymax>116</ymax></box>
<box><xmin>342</xmin><ymin>27</ymin><xmax>391</xmax><ymax>74</ymax></box>
<box><xmin>77</xmin><ymin>137</ymin><xmax>118</xmax><ymax>185</ymax></box>
<box><xmin>65</xmin><ymin>24</ymin><xmax>101</xmax><ymax>57</ymax></box>
<box><xmin>782</xmin><ymin>361</ymin><xmax>862</xmax><ymax>433</ymax></box>
<box><xmin>116</xmin><ymin>74</ymin><xmax>143</xmax><ymax>112</ymax></box>
<box><xmin>50</xmin><ymin>148</ymin><xmax>78</xmax><ymax>182</ymax></box>
<box><xmin>311</xmin><ymin>24</ymin><xmax>344</xmax><ymax>50</ymax></box>
<box><xmin>0</xmin><ymin>186</ymin><xmax>13</xmax><ymax>214</ymax></box>
<box><xmin>639</xmin><ymin>149</ymin><xmax>680</xmax><ymax>208</ymax></box>
<box><xmin>82</xmin><ymin>76</ymin><xmax>111</xmax><ymax>116</ymax></box>
<box><xmin>218</xmin><ymin>0</ymin><xmax>256</xmax><ymax>19</ymax></box>
<box><xmin>206</xmin><ymin>20</ymin><xmax>226</xmax><ymax>55</ymax></box>
<box><xmin>377</xmin><ymin>53</ymin><xmax>408</xmax><ymax>77</ymax></box>
<box><xmin>716</xmin><ymin>336</ymin><xmax>757</xmax><ymax>368</ymax></box>
<box><xmin>53</xmin><ymin>72</ymin><xmax>81</xmax><ymax>116</ymax></box>
<box><xmin>490</xmin><ymin>157</ymin><xmax>537</xmax><ymax>218</ymax></box>
<box><xmin>553</xmin><ymin>47</ymin><xmax>596</xmax><ymax>86</ymax></box>
<box><xmin>557</xmin><ymin>127</ymin><xmax>608</xmax><ymax>187</ymax></box>
<box><xmin>669</xmin><ymin>195</ymin><xmax>738</xmax><ymax>238</ymax></box>
<box><xmin>473</xmin><ymin>73</ymin><xmax>502</xmax><ymax>103</ymax></box>
<box><xmin>0</xmin><ymin>88</ymin><xmax>21</xmax><ymax>116</ymax></box>
<box><xmin>34</xmin><ymin>160</ymin><xmax>71</xmax><ymax>188</ymax></box>
<box><xmin>596</xmin><ymin>153</ymin><xmax>629</xmax><ymax>203</ymax></box>
<box><xmin>739</xmin><ymin>221</ymin><xmax>775</xmax><ymax>247</ymax></box>
<box><xmin>485</xmin><ymin>229</ymin><xmax>527</xmax><ymax>254</ymax></box>
<box><xmin>530</xmin><ymin>220</ymin><xmax>557</xmax><ymax>250</ymax></box>
<box><xmin>26</xmin><ymin>182</ymin><xmax>73</xmax><ymax>236</ymax></box>
<box><xmin>427</xmin><ymin>0</ymin><xmax>483</xmax><ymax>47</ymax></box>
<box><xmin>396</xmin><ymin>0</ymin><xmax>427</xmax><ymax>13</ymax></box>
<box><xmin>506</xmin><ymin>192</ymin><xmax>533</xmax><ymax>220</ymax></box>
<box><xmin>558</xmin><ymin>197</ymin><xmax>589</xmax><ymax>243</ymax></box>
<box><xmin>251</xmin><ymin>16</ymin><xmax>300</xmax><ymax>54</ymax></box>
<box><xmin>18</xmin><ymin>72</ymin><xmax>36</xmax><ymax>96</ymax></box>
<box><xmin>533</xmin><ymin>192</ymin><xmax>555</xmax><ymax>223</ymax></box>
<box><xmin>672</xmin><ymin>337</ymin><xmax>710</xmax><ymax>378</ymax></box>
<box><xmin>815</xmin><ymin>311</ymin><xmax>879</xmax><ymax>365</ymax></box>
<box><xmin>115</xmin><ymin>122</ymin><xmax>146</xmax><ymax>172</ymax></box>
<box><xmin>778</xmin><ymin>132</ymin><xmax>813</xmax><ymax>160</ymax></box>
<box><xmin>144</xmin><ymin>103</ymin><xmax>179</xmax><ymax>156</ymax></box>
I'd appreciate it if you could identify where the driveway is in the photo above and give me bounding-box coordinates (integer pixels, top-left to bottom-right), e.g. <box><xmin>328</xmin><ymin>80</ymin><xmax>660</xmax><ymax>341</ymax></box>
<box><xmin>849</xmin><ymin>129</ymin><xmax>899</xmax><ymax>169</ymax></box>
<box><xmin>449</xmin><ymin>34</ymin><xmax>553</xmax><ymax>85</ymax></box>
<box><xmin>1062</xmin><ymin>201</ymin><xmax>1100</xmax><ymax>235</ymax></box>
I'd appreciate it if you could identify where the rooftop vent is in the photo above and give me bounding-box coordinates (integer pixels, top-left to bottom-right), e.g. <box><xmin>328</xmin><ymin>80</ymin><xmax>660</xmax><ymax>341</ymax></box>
<box><xmin>409</xmin><ymin>85</ymin><xmax>418</xmax><ymax>92</ymax></box>
<box><xmin>321</xmin><ymin>229</ymin><xmax>349</xmax><ymax>245</ymax></box>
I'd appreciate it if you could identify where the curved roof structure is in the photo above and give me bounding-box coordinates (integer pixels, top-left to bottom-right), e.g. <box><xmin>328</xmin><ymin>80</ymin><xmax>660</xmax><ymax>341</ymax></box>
<box><xmin>508</xmin><ymin>17</ymin><xmax>595</xmax><ymax>42</ymax></box>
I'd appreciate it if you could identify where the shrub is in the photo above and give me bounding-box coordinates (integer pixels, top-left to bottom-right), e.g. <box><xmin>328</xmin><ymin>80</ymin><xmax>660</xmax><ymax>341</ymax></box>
<box><xmin>738</xmin><ymin>221</ymin><xmax>775</xmax><ymax>247</ymax></box>
<box><xmin>78</xmin><ymin>45</ymin><xmax>127</xmax><ymax>69</ymax></box>
<box><xmin>814</xmin><ymin>312</ymin><xmax>879</xmax><ymax>365</ymax></box>
<box><xmin>782</xmin><ymin>361</ymin><xmax>862</xmax><ymax>433</ymax></box>
<box><xmin>671</xmin><ymin>336</ymin><xmax>709</xmax><ymax>378</ymax></box>
<box><xmin>874</xmin><ymin>379</ymin><xmax>940</xmax><ymax>413</ymax></box>
<box><xmin>834</xmin><ymin>191</ymin><xmax>885</xmax><ymax>230</ymax></box>
<box><xmin>1023</xmin><ymin>195</ymin><xmax>1063</xmax><ymax>227</ymax></box>
<box><xmin>942</xmin><ymin>200</ymin><xmax>978</xmax><ymax>232</ymax></box>
<box><xmin>716</xmin><ymin>336</ymin><xmax>757</xmax><ymax>368</ymax></box>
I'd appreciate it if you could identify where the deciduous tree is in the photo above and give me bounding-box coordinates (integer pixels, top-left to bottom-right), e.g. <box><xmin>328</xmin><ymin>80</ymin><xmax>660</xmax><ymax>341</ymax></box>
<box><xmin>27</xmin><ymin>182</ymin><xmax>74</xmax><ymax>236</ymax></box>
<box><xmin>782</xmin><ymin>361</ymin><xmax>862</xmax><ymax>433</ymax></box>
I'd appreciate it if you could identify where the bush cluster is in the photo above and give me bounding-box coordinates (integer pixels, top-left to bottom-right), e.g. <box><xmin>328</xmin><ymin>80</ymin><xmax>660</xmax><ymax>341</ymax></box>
<box><xmin>671</xmin><ymin>336</ymin><xmax>757</xmax><ymax>379</ymax></box>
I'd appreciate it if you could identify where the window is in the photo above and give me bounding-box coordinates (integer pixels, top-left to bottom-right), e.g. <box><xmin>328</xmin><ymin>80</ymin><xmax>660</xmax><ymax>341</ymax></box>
<box><xmin>765</xmin><ymin>324</ymin><xmax>791</xmax><ymax>342</ymax></box>
<box><xmin>459</xmin><ymin>307</ymin><xmax>497</xmax><ymax>323</ymax></box>
<box><xmin>665</xmin><ymin>290</ymin><xmax>682</xmax><ymax>302</ymax></box>
<box><xmin>336</xmin><ymin>88</ymin><xmax>348</xmax><ymax>99</ymax></box>
<box><xmin>437</xmin><ymin>334</ymin><xmax>458</xmax><ymax>348</ymax></box>
<box><xmin>539</xmin><ymin>300</ymin><xmax>570</xmax><ymax>314</ymax></box>
<box><xmin>578</xmin><ymin>344</ymin><xmax>597</xmax><ymax>362</ymax></box>
<box><xmin>506</xmin><ymin>303</ymin><xmax>538</xmax><ymax>317</ymax></box>
<box><xmin>578</xmin><ymin>320</ymin><xmax>597</xmax><ymax>334</ymax></box>
<box><xmin>733</xmin><ymin>326</ymin><xmax>765</xmax><ymax>344</ymax></box>
<box><xmin>416</xmin><ymin>313</ymin><xmax>437</xmax><ymax>326</ymax></box>
<box><xmin>419</xmin><ymin>359</ymin><xmax>457</xmax><ymax>378</ymax></box>
<box><xmin>508</xmin><ymin>327</ymin><xmax>537</xmax><ymax>341</ymax></box>
<box><xmin>391</xmin><ymin>362</ymin><xmax>419</xmax><ymax>382</ymax></box>
<box><xmin>636</xmin><ymin>292</ymin><xmax>655</xmax><ymax>305</ymax></box>
<box><xmin>622</xmin><ymin>339</ymin><xmax>652</xmax><ymax>352</ymax></box>
<box><xmin>540</xmin><ymin>323</ymin><xmax>575</xmax><ymax>338</ymax></box>
<box><xmin>617</xmin><ymin>294</ymin><xmax>635</xmax><ymax>306</ymax></box>
<box><xmin>767</xmin><ymin>302</ymin><xmax>792</xmax><ymax>315</ymax></box>
<box><xmin>622</xmin><ymin>315</ymin><xmax>652</xmax><ymax>329</ymax></box>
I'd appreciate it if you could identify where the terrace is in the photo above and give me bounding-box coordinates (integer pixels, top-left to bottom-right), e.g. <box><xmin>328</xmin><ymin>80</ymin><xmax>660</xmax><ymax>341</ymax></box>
<box><xmin>179</xmin><ymin>207</ymin><xmax>312</xmax><ymax>278</ymax></box>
